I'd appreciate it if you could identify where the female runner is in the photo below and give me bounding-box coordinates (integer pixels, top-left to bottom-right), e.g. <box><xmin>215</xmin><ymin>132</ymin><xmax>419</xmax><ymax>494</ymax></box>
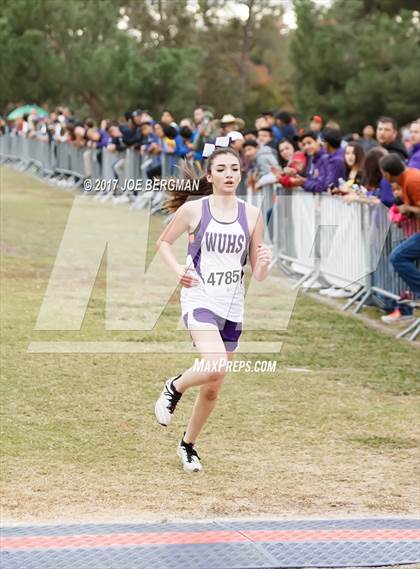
<box><xmin>154</xmin><ymin>147</ymin><xmax>272</xmax><ymax>472</ymax></box>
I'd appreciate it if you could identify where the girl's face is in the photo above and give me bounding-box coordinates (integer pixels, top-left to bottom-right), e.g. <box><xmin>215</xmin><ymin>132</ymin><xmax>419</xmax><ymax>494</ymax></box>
<box><xmin>161</xmin><ymin>111</ymin><xmax>173</xmax><ymax>124</ymax></box>
<box><xmin>279</xmin><ymin>140</ymin><xmax>294</xmax><ymax>162</ymax></box>
<box><xmin>207</xmin><ymin>153</ymin><xmax>241</xmax><ymax>194</ymax></box>
<box><xmin>154</xmin><ymin>124</ymin><xmax>164</xmax><ymax>138</ymax></box>
<box><xmin>345</xmin><ymin>145</ymin><xmax>356</xmax><ymax>167</ymax></box>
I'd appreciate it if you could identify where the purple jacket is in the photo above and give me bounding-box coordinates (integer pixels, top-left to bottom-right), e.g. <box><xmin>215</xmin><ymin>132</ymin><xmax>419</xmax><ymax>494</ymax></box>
<box><xmin>327</xmin><ymin>148</ymin><xmax>347</xmax><ymax>188</ymax></box>
<box><xmin>96</xmin><ymin>129</ymin><xmax>110</xmax><ymax>149</ymax></box>
<box><xmin>379</xmin><ymin>179</ymin><xmax>394</xmax><ymax>208</ymax></box>
<box><xmin>303</xmin><ymin>148</ymin><xmax>329</xmax><ymax>193</ymax></box>
<box><xmin>408</xmin><ymin>143</ymin><xmax>420</xmax><ymax>169</ymax></box>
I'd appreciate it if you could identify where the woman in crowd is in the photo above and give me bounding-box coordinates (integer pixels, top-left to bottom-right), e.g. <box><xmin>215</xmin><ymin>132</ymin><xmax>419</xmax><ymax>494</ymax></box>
<box><xmin>343</xmin><ymin>141</ymin><xmax>365</xmax><ymax>186</ymax></box>
<box><xmin>341</xmin><ymin>147</ymin><xmax>392</xmax><ymax>207</ymax></box>
<box><xmin>271</xmin><ymin>137</ymin><xmax>307</xmax><ymax>188</ymax></box>
<box><xmin>330</xmin><ymin>141</ymin><xmax>365</xmax><ymax>196</ymax></box>
<box><xmin>277</xmin><ymin>137</ymin><xmax>298</xmax><ymax>167</ymax></box>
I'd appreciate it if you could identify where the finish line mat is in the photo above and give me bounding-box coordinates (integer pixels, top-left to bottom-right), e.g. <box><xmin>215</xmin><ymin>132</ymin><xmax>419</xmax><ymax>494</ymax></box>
<box><xmin>1</xmin><ymin>517</ymin><xmax>419</xmax><ymax>568</ymax></box>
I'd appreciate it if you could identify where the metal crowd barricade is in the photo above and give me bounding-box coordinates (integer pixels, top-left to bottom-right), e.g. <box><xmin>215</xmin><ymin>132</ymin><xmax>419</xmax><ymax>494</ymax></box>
<box><xmin>266</xmin><ymin>186</ymin><xmax>317</xmax><ymax>284</ymax></box>
<box><xmin>352</xmin><ymin>206</ymin><xmax>420</xmax><ymax>341</ymax></box>
<box><xmin>54</xmin><ymin>140</ymin><xmax>84</xmax><ymax>185</ymax></box>
<box><xmin>124</xmin><ymin>147</ymin><xmax>141</xmax><ymax>182</ymax></box>
<box><xmin>0</xmin><ymin>134</ymin><xmax>54</xmax><ymax>174</ymax></box>
<box><xmin>160</xmin><ymin>153</ymin><xmax>179</xmax><ymax>178</ymax></box>
<box><xmin>252</xmin><ymin>184</ymin><xmax>418</xmax><ymax>340</ymax></box>
<box><xmin>19</xmin><ymin>136</ymin><xmax>40</xmax><ymax>170</ymax></box>
<box><xmin>352</xmin><ymin>206</ymin><xmax>420</xmax><ymax>311</ymax></box>
<box><xmin>319</xmin><ymin>194</ymin><xmax>371</xmax><ymax>295</ymax></box>
<box><xmin>0</xmin><ymin>133</ymin><xmax>13</xmax><ymax>161</ymax></box>
<box><xmin>101</xmin><ymin>148</ymin><xmax>125</xmax><ymax>183</ymax></box>
<box><xmin>67</xmin><ymin>145</ymin><xmax>85</xmax><ymax>179</ymax></box>
<box><xmin>25</xmin><ymin>138</ymin><xmax>46</xmax><ymax>171</ymax></box>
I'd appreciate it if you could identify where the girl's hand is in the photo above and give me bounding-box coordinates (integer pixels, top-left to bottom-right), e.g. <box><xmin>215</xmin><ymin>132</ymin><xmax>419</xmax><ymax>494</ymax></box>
<box><xmin>177</xmin><ymin>264</ymin><xmax>200</xmax><ymax>287</ymax></box>
<box><xmin>283</xmin><ymin>166</ymin><xmax>296</xmax><ymax>176</ymax></box>
<box><xmin>398</xmin><ymin>203</ymin><xmax>411</xmax><ymax>215</ymax></box>
<box><xmin>342</xmin><ymin>193</ymin><xmax>357</xmax><ymax>204</ymax></box>
<box><xmin>256</xmin><ymin>244</ymin><xmax>272</xmax><ymax>266</ymax></box>
<box><xmin>293</xmin><ymin>174</ymin><xmax>306</xmax><ymax>185</ymax></box>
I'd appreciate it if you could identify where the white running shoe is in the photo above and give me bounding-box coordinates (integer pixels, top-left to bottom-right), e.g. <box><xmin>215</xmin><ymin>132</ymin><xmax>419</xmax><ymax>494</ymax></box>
<box><xmin>113</xmin><ymin>194</ymin><xmax>130</xmax><ymax>205</ymax></box>
<box><xmin>154</xmin><ymin>375</ymin><xmax>182</xmax><ymax>427</ymax></box>
<box><xmin>326</xmin><ymin>288</ymin><xmax>354</xmax><ymax>298</ymax></box>
<box><xmin>177</xmin><ymin>437</ymin><xmax>203</xmax><ymax>473</ymax></box>
<box><xmin>99</xmin><ymin>192</ymin><xmax>114</xmax><ymax>203</ymax></box>
<box><xmin>319</xmin><ymin>287</ymin><xmax>335</xmax><ymax>296</ymax></box>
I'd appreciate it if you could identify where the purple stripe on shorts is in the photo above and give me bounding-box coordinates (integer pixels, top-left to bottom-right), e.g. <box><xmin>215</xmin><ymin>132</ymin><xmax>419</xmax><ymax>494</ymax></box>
<box><xmin>185</xmin><ymin>308</ymin><xmax>242</xmax><ymax>352</ymax></box>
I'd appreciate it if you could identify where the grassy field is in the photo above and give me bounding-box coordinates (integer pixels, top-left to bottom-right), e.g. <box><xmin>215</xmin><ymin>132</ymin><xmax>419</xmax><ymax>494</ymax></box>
<box><xmin>1</xmin><ymin>165</ymin><xmax>419</xmax><ymax>523</ymax></box>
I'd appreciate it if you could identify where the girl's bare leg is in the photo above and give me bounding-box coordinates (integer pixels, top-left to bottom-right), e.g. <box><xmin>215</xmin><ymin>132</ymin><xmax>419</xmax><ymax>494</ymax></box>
<box><xmin>184</xmin><ymin>351</ymin><xmax>234</xmax><ymax>444</ymax></box>
<box><xmin>173</xmin><ymin>329</ymin><xmax>229</xmax><ymax>393</ymax></box>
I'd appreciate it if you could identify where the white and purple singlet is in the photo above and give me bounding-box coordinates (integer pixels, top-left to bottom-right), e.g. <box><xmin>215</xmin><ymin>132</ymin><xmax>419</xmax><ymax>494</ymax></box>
<box><xmin>181</xmin><ymin>196</ymin><xmax>250</xmax><ymax>350</ymax></box>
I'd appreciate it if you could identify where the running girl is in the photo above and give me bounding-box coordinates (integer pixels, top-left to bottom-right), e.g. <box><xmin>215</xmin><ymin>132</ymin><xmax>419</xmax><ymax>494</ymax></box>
<box><xmin>154</xmin><ymin>147</ymin><xmax>272</xmax><ymax>472</ymax></box>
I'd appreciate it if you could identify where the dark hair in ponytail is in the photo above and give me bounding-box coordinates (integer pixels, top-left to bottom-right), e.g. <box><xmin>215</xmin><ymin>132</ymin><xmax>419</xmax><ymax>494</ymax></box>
<box><xmin>164</xmin><ymin>147</ymin><xmax>241</xmax><ymax>213</ymax></box>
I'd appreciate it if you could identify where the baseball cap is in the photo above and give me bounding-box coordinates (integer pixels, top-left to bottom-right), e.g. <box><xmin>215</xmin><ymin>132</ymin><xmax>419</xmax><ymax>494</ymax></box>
<box><xmin>311</xmin><ymin>115</ymin><xmax>323</xmax><ymax>124</ymax></box>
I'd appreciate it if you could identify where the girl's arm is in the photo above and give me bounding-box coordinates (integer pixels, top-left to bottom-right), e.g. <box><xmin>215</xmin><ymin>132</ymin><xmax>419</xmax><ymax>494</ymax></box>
<box><xmin>249</xmin><ymin>209</ymin><xmax>272</xmax><ymax>281</ymax></box>
<box><xmin>156</xmin><ymin>202</ymin><xmax>200</xmax><ymax>287</ymax></box>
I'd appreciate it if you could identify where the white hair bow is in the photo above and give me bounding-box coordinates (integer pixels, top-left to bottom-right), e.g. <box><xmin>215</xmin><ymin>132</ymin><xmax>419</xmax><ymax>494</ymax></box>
<box><xmin>202</xmin><ymin>131</ymin><xmax>244</xmax><ymax>158</ymax></box>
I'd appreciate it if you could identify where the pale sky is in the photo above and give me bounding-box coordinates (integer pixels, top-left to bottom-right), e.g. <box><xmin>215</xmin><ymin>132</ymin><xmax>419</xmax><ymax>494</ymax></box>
<box><xmin>229</xmin><ymin>0</ymin><xmax>333</xmax><ymax>29</ymax></box>
<box><xmin>118</xmin><ymin>1</ymin><xmax>334</xmax><ymax>32</ymax></box>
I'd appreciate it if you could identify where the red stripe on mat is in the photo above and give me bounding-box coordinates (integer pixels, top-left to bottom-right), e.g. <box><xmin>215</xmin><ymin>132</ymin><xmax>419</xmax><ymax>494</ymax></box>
<box><xmin>1</xmin><ymin>529</ymin><xmax>419</xmax><ymax>550</ymax></box>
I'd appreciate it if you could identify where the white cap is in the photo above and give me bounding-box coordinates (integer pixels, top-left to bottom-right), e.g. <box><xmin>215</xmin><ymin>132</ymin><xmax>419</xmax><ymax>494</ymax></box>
<box><xmin>228</xmin><ymin>131</ymin><xmax>244</xmax><ymax>142</ymax></box>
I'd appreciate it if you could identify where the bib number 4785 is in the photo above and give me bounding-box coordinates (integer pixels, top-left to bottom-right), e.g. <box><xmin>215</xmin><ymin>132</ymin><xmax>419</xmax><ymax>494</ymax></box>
<box><xmin>207</xmin><ymin>270</ymin><xmax>241</xmax><ymax>286</ymax></box>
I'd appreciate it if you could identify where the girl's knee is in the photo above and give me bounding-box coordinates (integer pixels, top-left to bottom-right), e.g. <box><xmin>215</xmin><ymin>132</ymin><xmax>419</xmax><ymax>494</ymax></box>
<box><xmin>208</xmin><ymin>356</ymin><xmax>227</xmax><ymax>383</ymax></box>
<box><xmin>202</xmin><ymin>356</ymin><xmax>227</xmax><ymax>383</ymax></box>
<box><xmin>202</xmin><ymin>380</ymin><xmax>223</xmax><ymax>401</ymax></box>
<box><xmin>207</xmin><ymin>369</ymin><xmax>225</xmax><ymax>383</ymax></box>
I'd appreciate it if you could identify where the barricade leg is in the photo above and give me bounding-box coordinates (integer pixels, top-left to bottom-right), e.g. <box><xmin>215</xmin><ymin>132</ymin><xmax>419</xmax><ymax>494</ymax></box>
<box><xmin>353</xmin><ymin>288</ymin><xmax>372</xmax><ymax>314</ymax></box>
<box><xmin>342</xmin><ymin>286</ymin><xmax>366</xmax><ymax>311</ymax></box>
<box><xmin>397</xmin><ymin>317</ymin><xmax>420</xmax><ymax>341</ymax></box>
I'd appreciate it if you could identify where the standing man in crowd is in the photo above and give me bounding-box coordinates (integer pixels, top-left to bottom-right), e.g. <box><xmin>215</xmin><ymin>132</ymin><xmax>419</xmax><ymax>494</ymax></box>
<box><xmin>360</xmin><ymin>124</ymin><xmax>378</xmax><ymax>152</ymax></box>
<box><xmin>274</xmin><ymin>111</ymin><xmax>297</xmax><ymax>141</ymax></box>
<box><xmin>309</xmin><ymin>115</ymin><xmax>324</xmax><ymax>134</ymax></box>
<box><xmin>376</xmin><ymin>116</ymin><xmax>408</xmax><ymax>160</ymax></box>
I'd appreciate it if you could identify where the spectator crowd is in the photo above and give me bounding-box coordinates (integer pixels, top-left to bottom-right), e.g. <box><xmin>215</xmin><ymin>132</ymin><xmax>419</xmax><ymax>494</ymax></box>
<box><xmin>1</xmin><ymin>105</ymin><xmax>419</xmax><ymax>326</ymax></box>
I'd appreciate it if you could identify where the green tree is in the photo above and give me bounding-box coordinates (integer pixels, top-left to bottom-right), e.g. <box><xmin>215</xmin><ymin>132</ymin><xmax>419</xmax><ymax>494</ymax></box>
<box><xmin>0</xmin><ymin>0</ymin><xmax>293</xmax><ymax>122</ymax></box>
<box><xmin>290</xmin><ymin>0</ymin><xmax>420</xmax><ymax>131</ymax></box>
<box><xmin>0</xmin><ymin>0</ymin><xmax>202</xmax><ymax>119</ymax></box>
